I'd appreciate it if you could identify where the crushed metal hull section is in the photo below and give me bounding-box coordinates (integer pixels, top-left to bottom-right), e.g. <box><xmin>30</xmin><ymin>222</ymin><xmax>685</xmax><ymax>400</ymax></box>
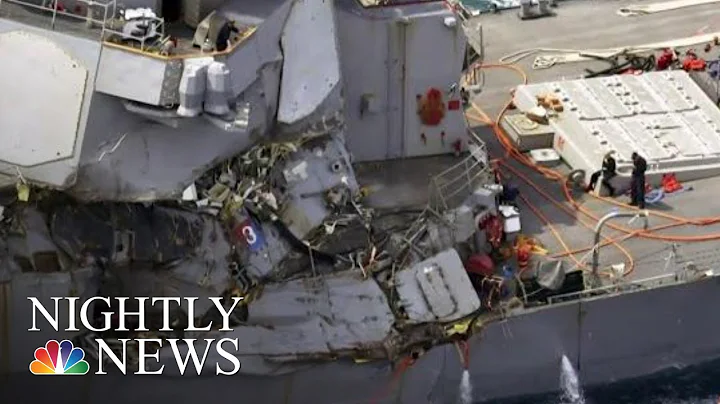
<box><xmin>3</xmin><ymin>275</ymin><xmax>720</xmax><ymax>403</ymax></box>
<box><xmin>395</xmin><ymin>249</ymin><xmax>481</xmax><ymax>323</ymax></box>
<box><xmin>3</xmin><ymin>0</ymin><xmax>720</xmax><ymax>404</ymax></box>
<box><xmin>152</xmin><ymin>271</ymin><xmax>395</xmax><ymax>366</ymax></box>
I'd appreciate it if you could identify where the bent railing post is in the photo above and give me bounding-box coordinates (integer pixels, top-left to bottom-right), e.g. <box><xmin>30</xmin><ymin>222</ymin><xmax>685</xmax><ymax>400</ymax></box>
<box><xmin>591</xmin><ymin>209</ymin><xmax>649</xmax><ymax>281</ymax></box>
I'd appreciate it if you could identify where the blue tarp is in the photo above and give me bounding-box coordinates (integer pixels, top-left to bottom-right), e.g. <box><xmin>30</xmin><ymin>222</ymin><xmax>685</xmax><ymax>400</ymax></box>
<box><xmin>645</xmin><ymin>189</ymin><xmax>664</xmax><ymax>205</ymax></box>
<box><xmin>708</xmin><ymin>59</ymin><xmax>720</xmax><ymax>79</ymax></box>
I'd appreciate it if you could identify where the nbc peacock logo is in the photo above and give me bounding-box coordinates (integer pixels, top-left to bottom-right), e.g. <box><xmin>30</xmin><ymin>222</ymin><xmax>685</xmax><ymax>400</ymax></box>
<box><xmin>29</xmin><ymin>339</ymin><xmax>90</xmax><ymax>375</ymax></box>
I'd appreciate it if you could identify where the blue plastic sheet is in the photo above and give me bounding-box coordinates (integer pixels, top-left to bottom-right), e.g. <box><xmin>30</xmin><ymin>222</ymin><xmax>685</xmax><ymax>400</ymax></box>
<box><xmin>708</xmin><ymin>60</ymin><xmax>720</xmax><ymax>79</ymax></box>
<box><xmin>645</xmin><ymin>189</ymin><xmax>664</xmax><ymax>205</ymax></box>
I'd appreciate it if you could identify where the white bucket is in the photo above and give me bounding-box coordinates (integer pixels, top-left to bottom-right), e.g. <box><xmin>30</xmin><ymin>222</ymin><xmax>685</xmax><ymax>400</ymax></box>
<box><xmin>499</xmin><ymin>205</ymin><xmax>521</xmax><ymax>233</ymax></box>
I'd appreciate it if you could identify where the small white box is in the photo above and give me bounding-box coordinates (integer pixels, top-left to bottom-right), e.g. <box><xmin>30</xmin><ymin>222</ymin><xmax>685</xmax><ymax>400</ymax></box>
<box><xmin>529</xmin><ymin>148</ymin><xmax>561</xmax><ymax>167</ymax></box>
<box><xmin>499</xmin><ymin>205</ymin><xmax>521</xmax><ymax>233</ymax></box>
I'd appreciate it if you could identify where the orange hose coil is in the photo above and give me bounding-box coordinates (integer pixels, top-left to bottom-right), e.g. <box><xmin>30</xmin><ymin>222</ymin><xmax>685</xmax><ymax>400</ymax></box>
<box><xmin>464</xmin><ymin>63</ymin><xmax>720</xmax><ymax>277</ymax></box>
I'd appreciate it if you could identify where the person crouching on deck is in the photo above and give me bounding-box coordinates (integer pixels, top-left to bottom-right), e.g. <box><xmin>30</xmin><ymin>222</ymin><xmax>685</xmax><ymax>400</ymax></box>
<box><xmin>216</xmin><ymin>20</ymin><xmax>240</xmax><ymax>52</ymax></box>
<box><xmin>630</xmin><ymin>151</ymin><xmax>647</xmax><ymax>208</ymax></box>
<box><xmin>586</xmin><ymin>151</ymin><xmax>617</xmax><ymax>196</ymax></box>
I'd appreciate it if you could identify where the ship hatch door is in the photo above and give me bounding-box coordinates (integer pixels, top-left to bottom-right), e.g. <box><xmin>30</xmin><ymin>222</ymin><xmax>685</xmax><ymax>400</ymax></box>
<box><xmin>160</xmin><ymin>0</ymin><xmax>182</xmax><ymax>22</ymax></box>
<box><xmin>416</xmin><ymin>264</ymin><xmax>456</xmax><ymax>318</ymax></box>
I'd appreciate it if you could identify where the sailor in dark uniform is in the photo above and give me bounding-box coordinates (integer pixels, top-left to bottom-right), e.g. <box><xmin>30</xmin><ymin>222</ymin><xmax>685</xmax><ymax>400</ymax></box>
<box><xmin>461</xmin><ymin>86</ymin><xmax>470</xmax><ymax>106</ymax></box>
<box><xmin>630</xmin><ymin>151</ymin><xmax>647</xmax><ymax>208</ymax></box>
<box><xmin>586</xmin><ymin>151</ymin><xmax>617</xmax><ymax>196</ymax></box>
<box><xmin>216</xmin><ymin>20</ymin><xmax>239</xmax><ymax>51</ymax></box>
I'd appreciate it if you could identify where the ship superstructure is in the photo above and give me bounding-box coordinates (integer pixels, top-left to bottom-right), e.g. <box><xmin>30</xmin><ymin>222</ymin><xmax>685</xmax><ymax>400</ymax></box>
<box><xmin>0</xmin><ymin>0</ymin><xmax>494</xmax><ymax>400</ymax></box>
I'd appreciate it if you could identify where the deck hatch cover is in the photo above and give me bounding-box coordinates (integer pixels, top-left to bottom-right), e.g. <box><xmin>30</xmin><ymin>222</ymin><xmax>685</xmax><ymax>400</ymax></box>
<box><xmin>416</xmin><ymin>264</ymin><xmax>456</xmax><ymax>318</ymax></box>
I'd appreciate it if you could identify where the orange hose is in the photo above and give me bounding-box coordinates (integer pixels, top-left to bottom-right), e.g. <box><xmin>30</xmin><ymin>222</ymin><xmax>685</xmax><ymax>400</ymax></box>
<box><xmin>465</xmin><ymin>63</ymin><xmax>634</xmax><ymax>273</ymax></box>
<box><xmin>496</xmin><ymin>170</ymin><xmax>587</xmax><ymax>270</ymax></box>
<box><xmin>455</xmin><ymin>340</ymin><xmax>470</xmax><ymax>369</ymax></box>
<box><xmin>471</xmin><ymin>63</ymin><xmax>720</xmax><ymax>243</ymax></box>
<box><xmin>465</xmin><ymin>62</ymin><xmax>720</xmax><ymax>280</ymax></box>
<box><xmin>369</xmin><ymin>356</ymin><xmax>413</xmax><ymax>404</ymax></box>
<box><xmin>550</xmin><ymin>222</ymin><xmax>682</xmax><ymax>258</ymax></box>
<box><xmin>496</xmin><ymin>157</ymin><xmax>636</xmax><ymax>274</ymax></box>
<box><xmin>500</xmin><ymin>157</ymin><xmax>720</xmax><ymax>241</ymax></box>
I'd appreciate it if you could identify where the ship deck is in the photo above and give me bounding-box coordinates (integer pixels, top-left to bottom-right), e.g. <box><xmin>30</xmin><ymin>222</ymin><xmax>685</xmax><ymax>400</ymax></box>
<box><xmin>470</xmin><ymin>0</ymin><xmax>720</xmax><ymax>281</ymax></box>
<box><xmin>359</xmin><ymin>0</ymin><xmax>720</xmax><ymax>285</ymax></box>
<box><xmin>0</xmin><ymin>0</ymin><xmax>257</xmax><ymax>59</ymax></box>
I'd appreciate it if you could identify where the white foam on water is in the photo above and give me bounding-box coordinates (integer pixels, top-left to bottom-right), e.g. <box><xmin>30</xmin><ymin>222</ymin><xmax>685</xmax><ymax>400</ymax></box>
<box><xmin>560</xmin><ymin>355</ymin><xmax>586</xmax><ymax>404</ymax></box>
<box><xmin>459</xmin><ymin>369</ymin><xmax>473</xmax><ymax>404</ymax></box>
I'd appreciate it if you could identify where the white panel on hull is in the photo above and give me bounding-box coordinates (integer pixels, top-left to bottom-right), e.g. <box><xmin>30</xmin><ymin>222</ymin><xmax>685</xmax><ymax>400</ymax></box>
<box><xmin>395</xmin><ymin>249</ymin><xmax>481</xmax><ymax>323</ymax></box>
<box><xmin>0</xmin><ymin>31</ymin><xmax>86</xmax><ymax>166</ymax></box>
<box><xmin>277</xmin><ymin>0</ymin><xmax>340</xmax><ymax>124</ymax></box>
<box><xmin>95</xmin><ymin>46</ymin><xmax>170</xmax><ymax>106</ymax></box>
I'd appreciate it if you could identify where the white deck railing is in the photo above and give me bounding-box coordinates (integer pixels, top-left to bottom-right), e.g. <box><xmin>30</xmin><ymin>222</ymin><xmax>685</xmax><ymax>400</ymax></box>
<box><xmin>546</xmin><ymin>272</ymin><xmax>687</xmax><ymax>304</ymax></box>
<box><xmin>428</xmin><ymin>122</ymin><xmax>491</xmax><ymax>211</ymax></box>
<box><xmin>0</xmin><ymin>0</ymin><xmax>115</xmax><ymax>32</ymax></box>
<box><xmin>0</xmin><ymin>0</ymin><xmax>165</xmax><ymax>51</ymax></box>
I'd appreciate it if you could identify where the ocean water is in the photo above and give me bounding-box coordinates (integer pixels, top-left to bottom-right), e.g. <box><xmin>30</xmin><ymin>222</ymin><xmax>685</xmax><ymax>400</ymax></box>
<box><xmin>482</xmin><ymin>357</ymin><xmax>720</xmax><ymax>404</ymax></box>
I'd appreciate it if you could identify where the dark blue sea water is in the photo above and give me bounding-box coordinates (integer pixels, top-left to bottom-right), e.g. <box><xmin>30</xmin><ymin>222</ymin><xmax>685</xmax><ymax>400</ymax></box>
<box><xmin>483</xmin><ymin>358</ymin><xmax>720</xmax><ymax>404</ymax></box>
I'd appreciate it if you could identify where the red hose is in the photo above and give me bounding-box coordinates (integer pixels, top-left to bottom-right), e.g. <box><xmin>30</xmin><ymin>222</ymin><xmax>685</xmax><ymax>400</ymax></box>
<box><xmin>369</xmin><ymin>356</ymin><xmax>414</xmax><ymax>404</ymax></box>
<box><xmin>455</xmin><ymin>340</ymin><xmax>470</xmax><ymax>369</ymax></box>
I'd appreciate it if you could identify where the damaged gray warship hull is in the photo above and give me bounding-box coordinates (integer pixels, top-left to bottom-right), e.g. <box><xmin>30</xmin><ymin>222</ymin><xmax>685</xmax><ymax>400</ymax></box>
<box><xmin>6</xmin><ymin>273</ymin><xmax>720</xmax><ymax>404</ymax></box>
<box><xmin>2</xmin><ymin>0</ymin><xmax>720</xmax><ymax>403</ymax></box>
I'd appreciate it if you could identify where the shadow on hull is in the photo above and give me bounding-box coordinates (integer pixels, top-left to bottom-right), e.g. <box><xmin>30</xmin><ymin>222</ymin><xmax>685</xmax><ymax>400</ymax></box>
<box><xmin>488</xmin><ymin>356</ymin><xmax>720</xmax><ymax>404</ymax></box>
<box><xmin>2</xmin><ymin>276</ymin><xmax>720</xmax><ymax>404</ymax></box>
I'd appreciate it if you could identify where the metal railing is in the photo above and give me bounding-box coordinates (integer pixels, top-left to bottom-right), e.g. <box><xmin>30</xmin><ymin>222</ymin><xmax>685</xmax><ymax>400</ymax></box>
<box><xmin>546</xmin><ymin>272</ymin><xmax>684</xmax><ymax>305</ymax></box>
<box><xmin>428</xmin><ymin>132</ymin><xmax>490</xmax><ymax>211</ymax></box>
<box><xmin>0</xmin><ymin>0</ymin><xmax>114</xmax><ymax>33</ymax></box>
<box><xmin>0</xmin><ymin>1</ymin><xmax>260</xmax><ymax>60</ymax></box>
<box><xmin>101</xmin><ymin>17</ymin><xmax>166</xmax><ymax>52</ymax></box>
<box><xmin>0</xmin><ymin>0</ymin><xmax>167</xmax><ymax>52</ymax></box>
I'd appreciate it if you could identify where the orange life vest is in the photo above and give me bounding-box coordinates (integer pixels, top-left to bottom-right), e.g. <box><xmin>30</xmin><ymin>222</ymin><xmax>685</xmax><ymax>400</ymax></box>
<box><xmin>661</xmin><ymin>173</ymin><xmax>682</xmax><ymax>193</ymax></box>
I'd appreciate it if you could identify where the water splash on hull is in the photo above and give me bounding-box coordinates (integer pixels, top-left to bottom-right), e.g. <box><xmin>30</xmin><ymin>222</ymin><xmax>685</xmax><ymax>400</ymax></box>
<box><xmin>459</xmin><ymin>369</ymin><xmax>473</xmax><ymax>404</ymax></box>
<box><xmin>560</xmin><ymin>355</ymin><xmax>585</xmax><ymax>404</ymax></box>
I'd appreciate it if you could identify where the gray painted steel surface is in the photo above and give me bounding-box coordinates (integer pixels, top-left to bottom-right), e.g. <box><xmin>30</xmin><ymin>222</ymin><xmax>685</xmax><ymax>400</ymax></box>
<box><xmin>2</xmin><ymin>1</ymin><xmax>720</xmax><ymax>404</ymax></box>
<box><xmin>3</xmin><ymin>275</ymin><xmax>720</xmax><ymax>403</ymax></box>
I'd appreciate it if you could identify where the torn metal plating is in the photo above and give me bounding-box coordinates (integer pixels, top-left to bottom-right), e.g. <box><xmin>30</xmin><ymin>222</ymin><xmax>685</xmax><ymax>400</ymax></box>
<box><xmin>0</xmin><ymin>110</ymin><xmax>495</xmax><ymax>377</ymax></box>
